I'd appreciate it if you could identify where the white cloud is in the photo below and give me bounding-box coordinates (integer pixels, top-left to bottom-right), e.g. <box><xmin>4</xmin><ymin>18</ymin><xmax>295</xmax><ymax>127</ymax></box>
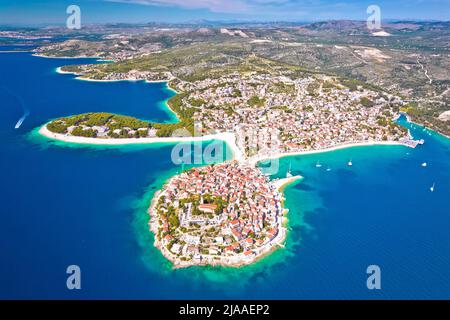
<box><xmin>107</xmin><ymin>0</ymin><xmax>298</xmax><ymax>14</ymax></box>
<box><xmin>107</xmin><ymin>0</ymin><xmax>249</xmax><ymax>13</ymax></box>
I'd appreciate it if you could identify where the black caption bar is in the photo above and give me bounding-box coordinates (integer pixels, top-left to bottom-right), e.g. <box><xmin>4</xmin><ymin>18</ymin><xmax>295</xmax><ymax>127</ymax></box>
<box><xmin>1</xmin><ymin>300</ymin><xmax>447</xmax><ymax>318</ymax></box>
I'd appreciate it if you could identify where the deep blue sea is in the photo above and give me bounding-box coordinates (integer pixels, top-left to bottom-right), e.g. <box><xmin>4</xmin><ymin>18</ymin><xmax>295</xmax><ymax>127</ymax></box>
<box><xmin>0</xmin><ymin>51</ymin><xmax>449</xmax><ymax>299</ymax></box>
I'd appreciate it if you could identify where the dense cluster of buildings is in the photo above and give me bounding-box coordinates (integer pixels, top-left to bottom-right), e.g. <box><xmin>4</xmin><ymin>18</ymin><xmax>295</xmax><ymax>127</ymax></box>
<box><xmin>182</xmin><ymin>72</ymin><xmax>409</xmax><ymax>158</ymax></box>
<box><xmin>47</xmin><ymin>66</ymin><xmax>417</xmax><ymax>268</ymax></box>
<box><xmin>150</xmin><ymin>161</ymin><xmax>288</xmax><ymax>267</ymax></box>
<box><xmin>58</xmin><ymin>62</ymin><xmax>412</xmax><ymax>161</ymax></box>
<box><xmin>88</xmin><ymin>69</ymin><xmax>172</xmax><ymax>82</ymax></box>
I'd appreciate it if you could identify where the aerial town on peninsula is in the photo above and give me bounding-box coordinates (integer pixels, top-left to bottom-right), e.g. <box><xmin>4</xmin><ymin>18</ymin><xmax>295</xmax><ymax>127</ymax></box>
<box><xmin>1</xmin><ymin>0</ymin><xmax>449</xmax><ymax>301</ymax></box>
<box><xmin>45</xmin><ymin>68</ymin><xmax>417</xmax><ymax>157</ymax></box>
<box><xmin>183</xmin><ymin>72</ymin><xmax>416</xmax><ymax>156</ymax></box>
<box><xmin>35</xmin><ymin>22</ymin><xmax>443</xmax><ymax>268</ymax></box>
<box><xmin>149</xmin><ymin>161</ymin><xmax>293</xmax><ymax>267</ymax></box>
<box><xmin>41</xmin><ymin>56</ymin><xmax>424</xmax><ymax>268</ymax></box>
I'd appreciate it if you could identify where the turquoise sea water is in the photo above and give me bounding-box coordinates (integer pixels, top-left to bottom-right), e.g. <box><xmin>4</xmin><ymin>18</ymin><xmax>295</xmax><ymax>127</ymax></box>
<box><xmin>0</xmin><ymin>51</ymin><xmax>449</xmax><ymax>299</ymax></box>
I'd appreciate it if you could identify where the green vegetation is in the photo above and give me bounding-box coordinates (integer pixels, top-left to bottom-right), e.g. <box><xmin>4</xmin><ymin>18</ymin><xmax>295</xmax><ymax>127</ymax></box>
<box><xmin>46</xmin><ymin>121</ymin><xmax>68</xmax><ymax>134</ymax></box>
<box><xmin>71</xmin><ymin>126</ymin><xmax>97</xmax><ymax>137</ymax></box>
<box><xmin>153</xmin><ymin>92</ymin><xmax>195</xmax><ymax>137</ymax></box>
<box><xmin>403</xmin><ymin>104</ymin><xmax>450</xmax><ymax>137</ymax></box>
<box><xmin>360</xmin><ymin>97</ymin><xmax>374</xmax><ymax>108</ymax></box>
<box><xmin>307</xmin><ymin>82</ymin><xmax>320</xmax><ymax>96</ymax></box>
<box><xmin>46</xmin><ymin>29</ymin><xmax>449</xmax><ymax>138</ymax></box>
<box><xmin>342</xmin><ymin>78</ymin><xmax>384</xmax><ymax>93</ymax></box>
<box><xmin>168</xmin><ymin>213</ymin><xmax>180</xmax><ymax>229</ymax></box>
<box><xmin>232</xmin><ymin>88</ymin><xmax>242</xmax><ymax>97</ymax></box>
<box><xmin>247</xmin><ymin>95</ymin><xmax>265</xmax><ymax>107</ymax></box>
<box><xmin>46</xmin><ymin>108</ymin><xmax>199</xmax><ymax>139</ymax></box>
<box><xmin>376</xmin><ymin>117</ymin><xmax>388</xmax><ymax>127</ymax></box>
<box><xmin>188</xmin><ymin>97</ymin><xmax>205</xmax><ymax>107</ymax></box>
<box><xmin>62</xmin><ymin>40</ymin><xmax>316</xmax><ymax>84</ymax></box>
<box><xmin>46</xmin><ymin>112</ymin><xmax>154</xmax><ymax>139</ymax></box>
<box><xmin>60</xmin><ymin>65</ymin><xmax>84</xmax><ymax>73</ymax></box>
<box><xmin>270</xmin><ymin>82</ymin><xmax>296</xmax><ymax>95</ymax></box>
<box><xmin>202</xmin><ymin>194</ymin><xmax>228</xmax><ymax>215</ymax></box>
<box><xmin>322</xmin><ymin>81</ymin><xmax>337</xmax><ymax>90</ymax></box>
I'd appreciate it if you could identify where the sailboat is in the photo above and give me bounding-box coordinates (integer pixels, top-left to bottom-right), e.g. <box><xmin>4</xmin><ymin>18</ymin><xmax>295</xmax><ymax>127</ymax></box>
<box><xmin>286</xmin><ymin>162</ymin><xmax>292</xmax><ymax>178</ymax></box>
<box><xmin>179</xmin><ymin>162</ymin><xmax>185</xmax><ymax>174</ymax></box>
<box><xmin>347</xmin><ymin>159</ymin><xmax>353</xmax><ymax>166</ymax></box>
<box><xmin>430</xmin><ymin>183</ymin><xmax>435</xmax><ymax>192</ymax></box>
<box><xmin>315</xmin><ymin>160</ymin><xmax>322</xmax><ymax>168</ymax></box>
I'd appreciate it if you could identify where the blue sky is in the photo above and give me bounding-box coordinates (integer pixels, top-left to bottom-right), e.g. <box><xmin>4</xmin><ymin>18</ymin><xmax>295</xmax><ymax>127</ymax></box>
<box><xmin>0</xmin><ymin>0</ymin><xmax>449</xmax><ymax>26</ymax></box>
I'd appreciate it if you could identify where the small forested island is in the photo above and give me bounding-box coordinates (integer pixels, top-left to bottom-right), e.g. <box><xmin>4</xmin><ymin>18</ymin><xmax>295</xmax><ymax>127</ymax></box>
<box><xmin>46</xmin><ymin>112</ymin><xmax>156</xmax><ymax>138</ymax></box>
<box><xmin>45</xmin><ymin>110</ymin><xmax>197</xmax><ymax>139</ymax></box>
<box><xmin>149</xmin><ymin>161</ymin><xmax>299</xmax><ymax>268</ymax></box>
<box><xmin>44</xmin><ymin>79</ymin><xmax>198</xmax><ymax>139</ymax></box>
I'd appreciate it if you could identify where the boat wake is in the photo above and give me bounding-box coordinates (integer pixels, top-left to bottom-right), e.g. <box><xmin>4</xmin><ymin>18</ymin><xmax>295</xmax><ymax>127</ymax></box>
<box><xmin>15</xmin><ymin>109</ymin><xmax>30</xmax><ymax>129</ymax></box>
<box><xmin>0</xmin><ymin>86</ymin><xmax>30</xmax><ymax>129</ymax></box>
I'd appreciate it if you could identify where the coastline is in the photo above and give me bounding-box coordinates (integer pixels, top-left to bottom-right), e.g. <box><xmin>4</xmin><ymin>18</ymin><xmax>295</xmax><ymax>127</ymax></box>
<box><xmin>38</xmin><ymin>124</ymin><xmax>244</xmax><ymax>162</ymax></box>
<box><xmin>147</xmin><ymin>173</ymin><xmax>302</xmax><ymax>269</ymax></box>
<box><xmin>46</xmin><ymin>69</ymin><xmax>418</xmax><ymax>167</ymax></box>
<box><xmin>46</xmin><ymin>64</ymin><xmax>304</xmax><ymax>269</ymax></box>
<box><xmin>55</xmin><ymin>66</ymin><xmax>125</xmax><ymax>82</ymax></box>
<box><xmin>55</xmin><ymin>66</ymin><xmax>77</xmax><ymax>75</ymax></box>
<box><xmin>41</xmin><ymin>57</ymin><xmax>443</xmax><ymax>270</ymax></box>
<box><xmin>0</xmin><ymin>50</ymin><xmax>31</xmax><ymax>53</ymax></box>
<box><xmin>273</xmin><ymin>175</ymin><xmax>302</xmax><ymax>191</ymax></box>
<box><xmin>46</xmin><ymin>53</ymin><xmax>450</xmax><ymax>142</ymax></box>
<box><xmin>39</xmin><ymin>123</ymin><xmax>415</xmax><ymax>167</ymax></box>
<box><xmin>54</xmin><ymin>67</ymin><xmax>180</xmax><ymax>122</ymax></box>
<box><xmin>33</xmin><ymin>53</ymin><xmax>104</xmax><ymax>59</ymax></box>
<box><xmin>55</xmin><ymin>66</ymin><xmax>173</xmax><ymax>84</ymax></box>
<box><xmin>402</xmin><ymin>112</ymin><xmax>450</xmax><ymax>140</ymax></box>
<box><xmin>249</xmin><ymin>140</ymin><xmax>414</xmax><ymax>165</ymax></box>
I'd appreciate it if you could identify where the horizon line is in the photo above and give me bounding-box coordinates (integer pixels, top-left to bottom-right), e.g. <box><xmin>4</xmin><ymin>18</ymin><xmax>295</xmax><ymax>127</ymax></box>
<box><xmin>1</xmin><ymin>18</ymin><xmax>449</xmax><ymax>28</ymax></box>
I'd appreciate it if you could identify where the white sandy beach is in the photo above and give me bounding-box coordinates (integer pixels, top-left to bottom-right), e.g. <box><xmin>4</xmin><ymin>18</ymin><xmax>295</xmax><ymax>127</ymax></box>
<box><xmin>41</xmin><ymin>69</ymin><xmax>418</xmax><ymax>169</ymax></box>
<box><xmin>33</xmin><ymin>53</ymin><xmax>103</xmax><ymax>59</ymax></box>
<box><xmin>78</xmin><ymin>76</ymin><xmax>140</xmax><ymax>83</ymax></box>
<box><xmin>39</xmin><ymin>122</ymin><xmax>414</xmax><ymax>167</ymax></box>
<box><xmin>55</xmin><ymin>67</ymin><xmax>126</xmax><ymax>82</ymax></box>
<box><xmin>0</xmin><ymin>50</ymin><xmax>31</xmax><ymax>53</ymax></box>
<box><xmin>272</xmin><ymin>175</ymin><xmax>302</xmax><ymax>190</ymax></box>
<box><xmin>55</xmin><ymin>66</ymin><xmax>173</xmax><ymax>85</ymax></box>
<box><xmin>249</xmin><ymin>140</ymin><xmax>413</xmax><ymax>165</ymax></box>
<box><xmin>55</xmin><ymin>67</ymin><xmax>78</xmax><ymax>75</ymax></box>
<box><xmin>38</xmin><ymin>124</ymin><xmax>244</xmax><ymax>162</ymax></box>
